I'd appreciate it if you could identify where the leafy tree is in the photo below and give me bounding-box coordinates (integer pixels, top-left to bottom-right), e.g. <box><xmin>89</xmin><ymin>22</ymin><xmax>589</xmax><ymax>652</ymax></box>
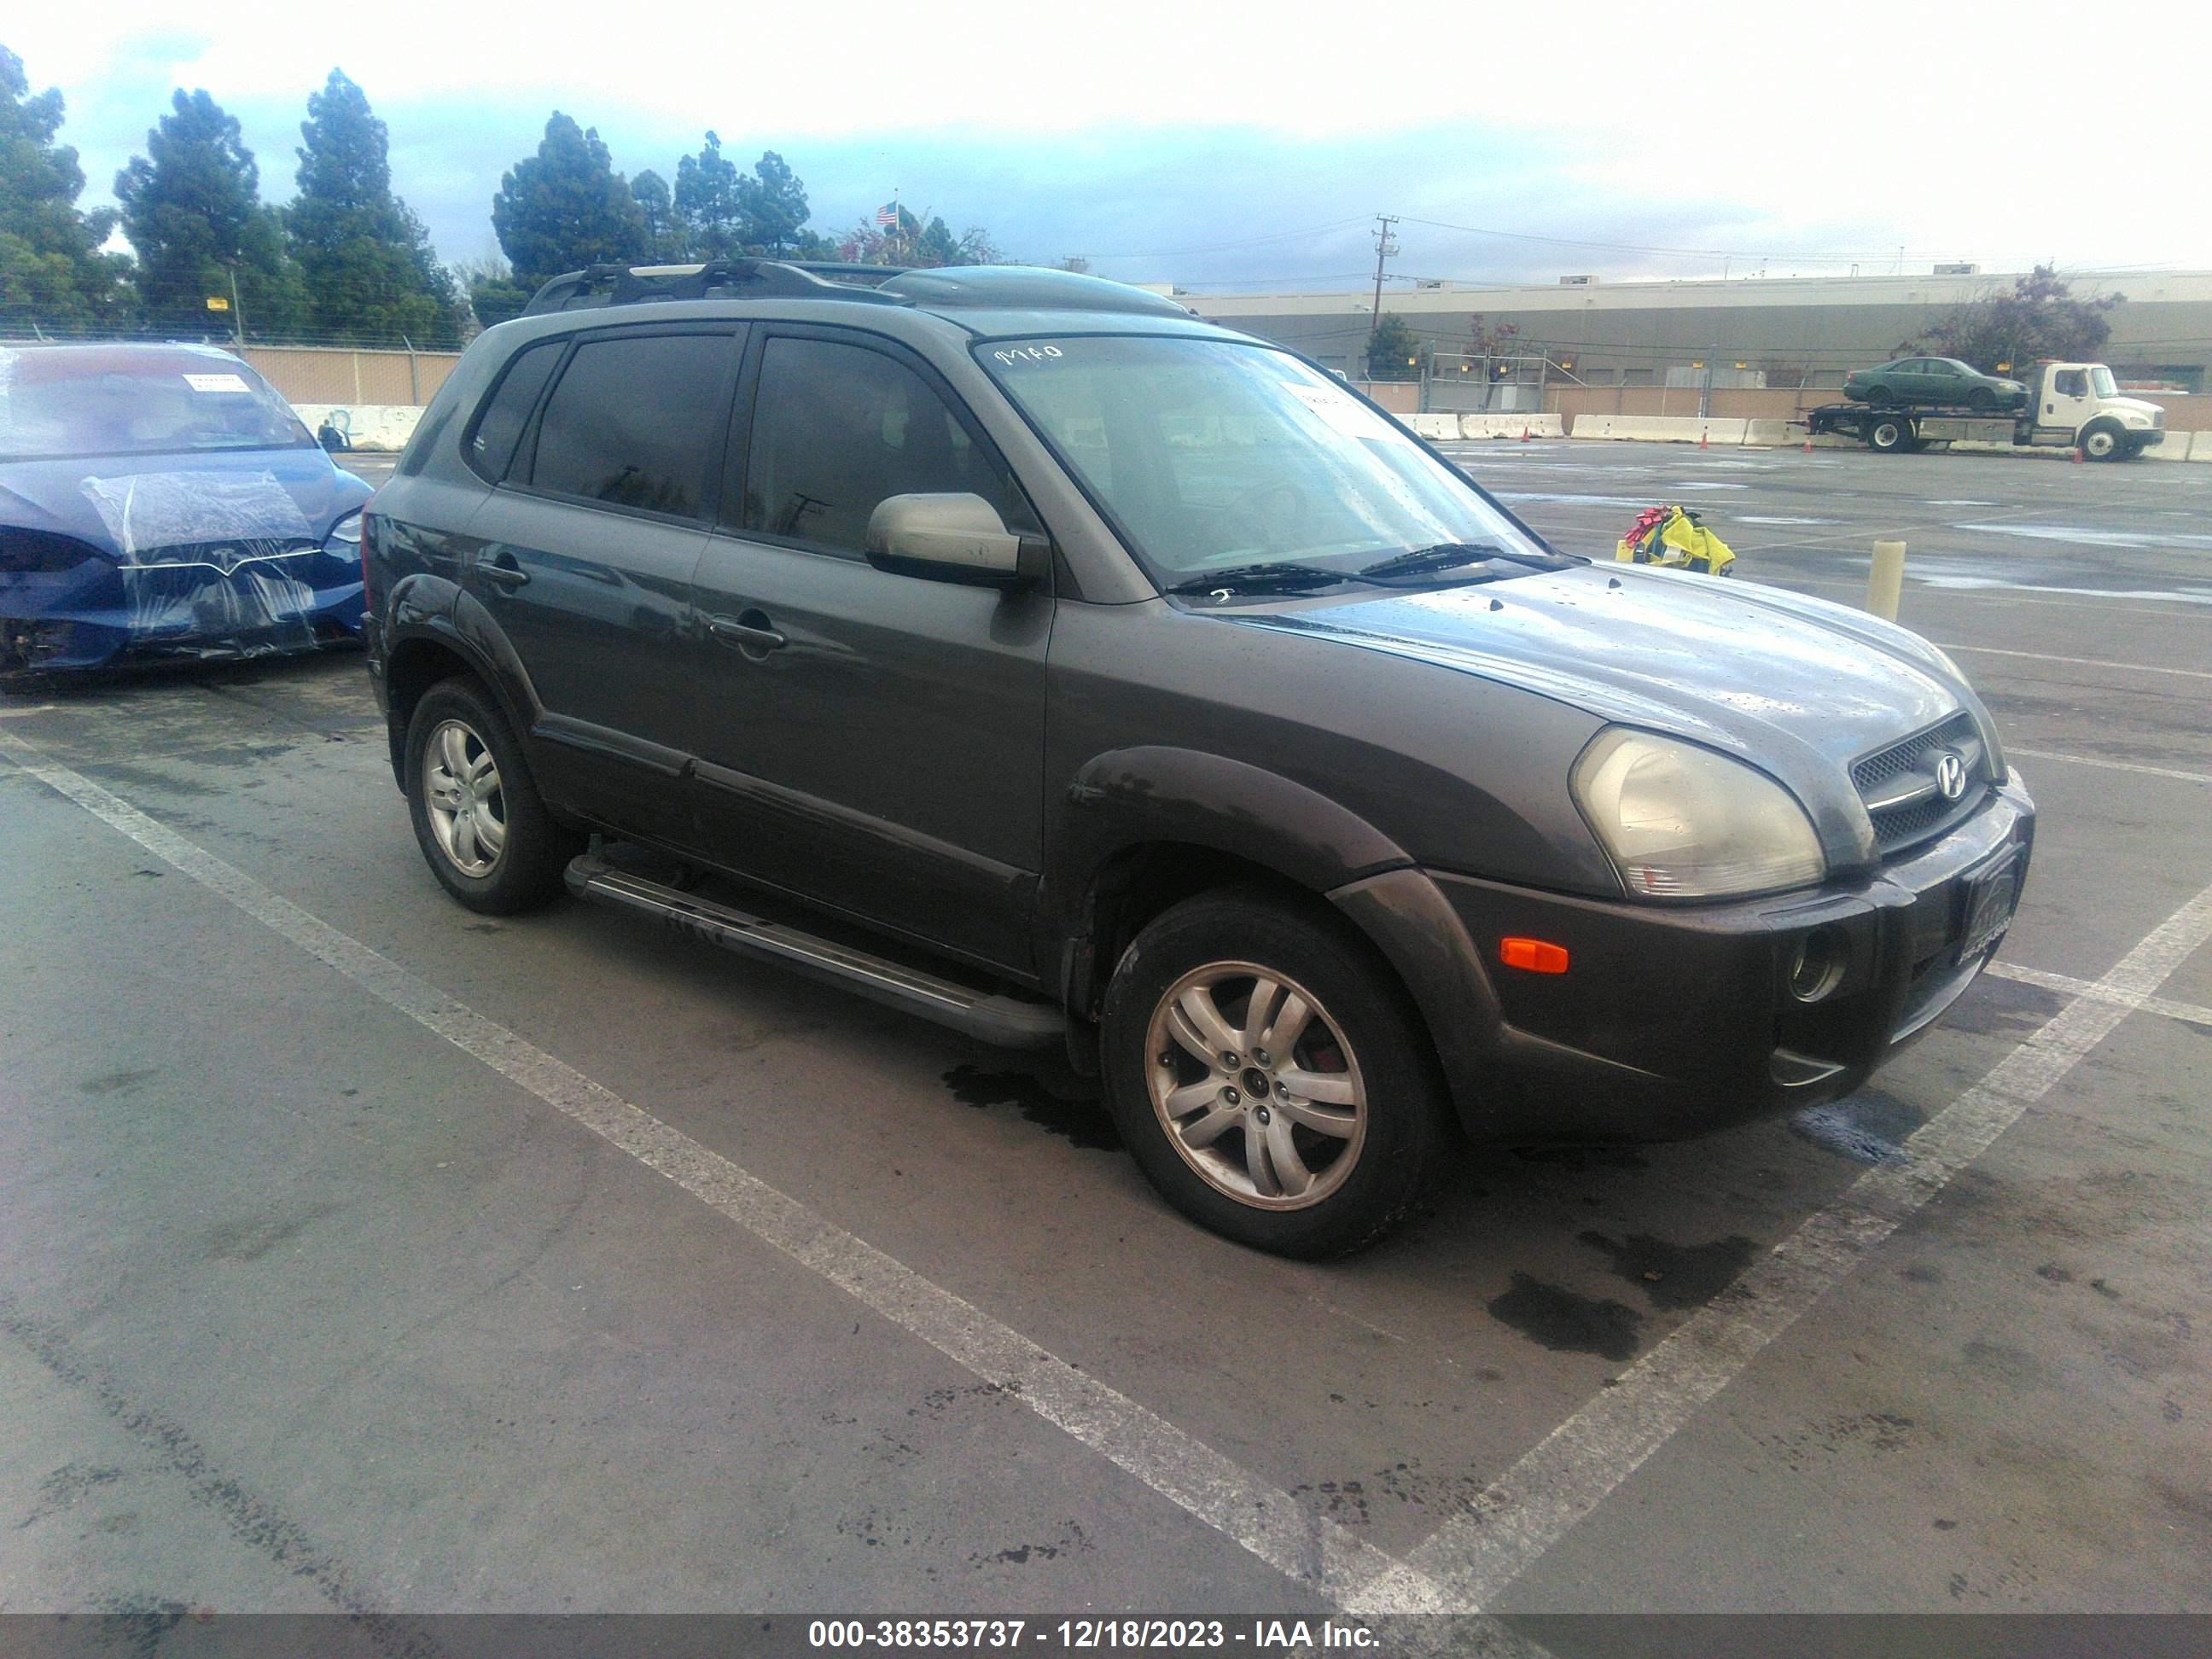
<box><xmin>1365</xmin><ymin>312</ymin><xmax>1421</xmax><ymax>381</ymax></box>
<box><xmin>1912</xmin><ymin>265</ymin><xmax>2123</xmax><ymax>371</ymax></box>
<box><xmin>672</xmin><ymin>131</ymin><xmax>743</xmax><ymax>259</ymax></box>
<box><xmin>116</xmin><ymin>88</ymin><xmax>306</xmax><ymax>336</ymax></box>
<box><xmin>469</xmin><ymin>276</ymin><xmax>532</xmax><ymax>329</ymax></box>
<box><xmin>837</xmin><ymin>204</ymin><xmax>999</xmax><ymax>269</ymax></box>
<box><xmin>631</xmin><ymin>169</ymin><xmax>684</xmax><ymax>261</ymax></box>
<box><xmin>0</xmin><ymin>44</ymin><xmax>133</xmax><ymax>329</ymax></box>
<box><xmin>491</xmin><ymin>113</ymin><xmax>645</xmax><ymax>288</ymax></box>
<box><xmin>288</xmin><ymin>69</ymin><xmax>463</xmax><ymax>346</ymax></box>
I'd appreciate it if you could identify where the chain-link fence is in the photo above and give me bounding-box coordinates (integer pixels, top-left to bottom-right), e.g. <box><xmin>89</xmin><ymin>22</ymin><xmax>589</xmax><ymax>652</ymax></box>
<box><xmin>0</xmin><ymin>333</ymin><xmax>462</xmax><ymax>408</ymax></box>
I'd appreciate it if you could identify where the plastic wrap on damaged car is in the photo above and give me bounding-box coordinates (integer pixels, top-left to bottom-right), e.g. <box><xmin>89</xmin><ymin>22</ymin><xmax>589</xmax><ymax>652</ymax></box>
<box><xmin>73</xmin><ymin>470</ymin><xmax>323</xmax><ymax>661</ymax></box>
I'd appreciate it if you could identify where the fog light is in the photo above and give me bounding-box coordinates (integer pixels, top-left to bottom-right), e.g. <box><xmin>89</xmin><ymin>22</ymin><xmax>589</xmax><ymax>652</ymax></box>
<box><xmin>1788</xmin><ymin>927</ymin><xmax>1846</xmax><ymax>1003</ymax></box>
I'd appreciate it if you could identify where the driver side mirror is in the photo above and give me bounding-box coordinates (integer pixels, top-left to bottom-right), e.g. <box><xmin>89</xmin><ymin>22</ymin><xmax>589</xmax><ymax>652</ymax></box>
<box><xmin>865</xmin><ymin>493</ymin><xmax>1049</xmax><ymax>591</ymax></box>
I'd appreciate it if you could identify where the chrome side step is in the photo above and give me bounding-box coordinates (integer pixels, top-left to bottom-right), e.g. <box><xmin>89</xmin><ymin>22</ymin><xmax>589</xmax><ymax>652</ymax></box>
<box><xmin>564</xmin><ymin>851</ymin><xmax>1066</xmax><ymax>1051</ymax></box>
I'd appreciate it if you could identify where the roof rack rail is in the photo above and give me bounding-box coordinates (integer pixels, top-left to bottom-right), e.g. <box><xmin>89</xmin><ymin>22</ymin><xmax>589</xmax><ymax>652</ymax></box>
<box><xmin>521</xmin><ymin>259</ymin><xmax>911</xmax><ymax>316</ymax></box>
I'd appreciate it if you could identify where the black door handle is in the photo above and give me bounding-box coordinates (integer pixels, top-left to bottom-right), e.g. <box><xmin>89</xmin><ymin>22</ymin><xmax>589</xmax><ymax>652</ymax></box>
<box><xmin>480</xmin><ymin>555</ymin><xmax>529</xmax><ymax>590</ymax></box>
<box><xmin>708</xmin><ymin>612</ymin><xmax>787</xmax><ymax>653</ymax></box>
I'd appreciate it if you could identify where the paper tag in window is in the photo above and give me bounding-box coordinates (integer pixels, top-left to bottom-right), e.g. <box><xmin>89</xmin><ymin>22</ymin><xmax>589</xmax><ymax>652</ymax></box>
<box><xmin>1284</xmin><ymin>382</ymin><xmax>1394</xmax><ymax>441</ymax></box>
<box><xmin>183</xmin><ymin>373</ymin><xmax>252</xmax><ymax>393</ymax></box>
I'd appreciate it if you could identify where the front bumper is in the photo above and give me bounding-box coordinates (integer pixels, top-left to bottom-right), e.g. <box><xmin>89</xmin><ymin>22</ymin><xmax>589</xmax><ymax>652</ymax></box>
<box><xmin>1</xmin><ymin>550</ymin><xmax>363</xmax><ymax>674</ymax></box>
<box><xmin>1415</xmin><ymin>774</ymin><xmax>2034</xmax><ymax>1144</ymax></box>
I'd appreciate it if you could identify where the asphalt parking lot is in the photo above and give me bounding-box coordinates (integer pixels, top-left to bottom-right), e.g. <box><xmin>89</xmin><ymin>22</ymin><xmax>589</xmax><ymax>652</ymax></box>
<box><xmin>1</xmin><ymin>439</ymin><xmax>2207</xmax><ymax>1639</ymax></box>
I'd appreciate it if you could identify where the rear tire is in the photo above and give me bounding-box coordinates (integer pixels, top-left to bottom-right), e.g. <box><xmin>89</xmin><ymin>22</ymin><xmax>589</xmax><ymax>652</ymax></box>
<box><xmin>405</xmin><ymin>676</ymin><xmax>579</xmax><ymax>914</ymax></box>
<box><xmin>1862</xmin><ymin>387</ymin><xmax>1892</xmax><ymax>407</ymax></box>
<box><xmin>1100</xmin><ymin>889</ymin><xmax>1452</xmax><ymax>1259</ymax></box>
<box><xmin>1867</xmin><ymin>416</ymin><xmax>1911</xmax><ymax>453</ymax></box>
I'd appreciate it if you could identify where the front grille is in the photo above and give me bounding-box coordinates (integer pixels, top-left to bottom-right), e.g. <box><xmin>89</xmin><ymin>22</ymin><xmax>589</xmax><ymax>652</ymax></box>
<box><xmin>1854</xmin><ymin>712</ymin><xmax>1988</xmax><ymax>857</ymax></box>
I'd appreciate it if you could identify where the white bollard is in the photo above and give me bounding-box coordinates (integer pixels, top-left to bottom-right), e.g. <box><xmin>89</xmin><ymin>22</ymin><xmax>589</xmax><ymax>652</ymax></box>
<box><xmin>1867</xmin><ymin>539</ymin><xmax>1906</xmax><ymax>620</ymax></box>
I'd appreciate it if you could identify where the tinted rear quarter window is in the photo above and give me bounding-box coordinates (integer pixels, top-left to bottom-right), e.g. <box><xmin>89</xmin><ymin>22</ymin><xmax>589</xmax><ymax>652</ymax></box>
<box><xmin>527</xmin><ymin>333</ymin><xmax>733</xmax><ymax>519</ymax></box>
<box><xmin>467</xmin><ymin>341</ymin><xmax>562</xmax><ymax>481</ymax></box>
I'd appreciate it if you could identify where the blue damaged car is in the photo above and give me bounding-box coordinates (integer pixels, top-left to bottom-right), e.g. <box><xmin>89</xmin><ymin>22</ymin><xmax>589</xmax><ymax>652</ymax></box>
<box><xmin>0</xmin><ymin>341</ymin><xmax>373</xmax><ymax>678</ymax></box>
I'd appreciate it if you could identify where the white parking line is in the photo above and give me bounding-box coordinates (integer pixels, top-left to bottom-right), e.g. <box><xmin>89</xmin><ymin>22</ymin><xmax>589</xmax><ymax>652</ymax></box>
<box><xmin>1936</xmin><ymin>645</ymin><xmax>2212</xmax><ymax>682</ymax></box>
<box><xmin>1985</xmin><ymin>961</ymin><xmax>2212</xmax><ymax>1030</ymax></box>
<box><xmin>2008</xmin><ymin>748</ymin><xmax>2212</xmax><ymax>786</ymax></box>
<box><xmin>0</xmin><ymin>731</ymin><xmax>1452</xmax><ymax>1616</ymax></box>
<box><xmin>1382</xmin><ymin>875</ymin><xmax>2212</xmax><ymax>1612</ymax></box>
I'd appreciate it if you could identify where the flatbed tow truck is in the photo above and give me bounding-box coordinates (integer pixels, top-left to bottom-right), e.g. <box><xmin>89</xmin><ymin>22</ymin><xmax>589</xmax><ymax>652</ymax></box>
<box><xmin>1803</xmin><ymin>361</ymin><xmax>2168</xmax><ymax>461</ymax></box>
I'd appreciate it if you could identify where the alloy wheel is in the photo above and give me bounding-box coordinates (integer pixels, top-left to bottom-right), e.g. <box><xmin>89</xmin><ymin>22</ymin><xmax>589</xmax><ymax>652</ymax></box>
<box><xmin>422</xmin><ymin>718</ymin><xmax>507</xmax><ymax>877</ymax></box>
<box><xmin>1144</xmin><ymin>961</ymin><xmax>1367</xmax><ymax>1209</ymax></box>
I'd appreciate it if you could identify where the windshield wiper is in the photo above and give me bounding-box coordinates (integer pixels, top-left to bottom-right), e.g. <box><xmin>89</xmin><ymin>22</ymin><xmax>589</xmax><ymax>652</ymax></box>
<box><xmin>1163</xmin><ymin>562</ymin><xmax>1353</xmax><ymax>597</ymax></box>
<box><xmin>1357</xmin><ymin>542</ymin><xmax>1570</xmax><ymax>581</ymax></box>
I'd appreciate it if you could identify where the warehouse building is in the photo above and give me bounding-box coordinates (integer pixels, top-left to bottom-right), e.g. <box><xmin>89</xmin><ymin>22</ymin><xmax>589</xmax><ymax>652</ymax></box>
<box><xmin>1181</xmin><ymin>268</ymin><xmax>2212</xmax><ymax>397</ymax></box>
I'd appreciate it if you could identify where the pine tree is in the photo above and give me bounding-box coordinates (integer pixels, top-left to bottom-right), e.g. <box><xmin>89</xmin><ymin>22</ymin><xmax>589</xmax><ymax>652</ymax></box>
<box><xmin>491</xmin><ymin>113</ymin><xmax>645</xmax><ymax>289</ymax></box>
<box><xmin>0</xmin><ymin>44</ymin><xmax>133</xmax><ymax>329</ymax></box>
<box><xmin>631</xmin><ymin>170</ymin><xmax>685</xmax><ymax>261</ymax></box>
<box><xmin>672</xmin><ymin>131</ymin><xmax>742</xmax><ymax>259</ymax></box>
<box><xmin>738</xmin><ymin>151</ymin><xmax>810</xmax><ymax>257</ymax></box>
<box><xmin>288</xmin><ymin>69</ymin><xmax>464</xmax><ymax>347</ymax></box>
<box><xmin>116</xmin><ymin>88</ymin><xmax>306</xmax><ymax>337</ymax></box>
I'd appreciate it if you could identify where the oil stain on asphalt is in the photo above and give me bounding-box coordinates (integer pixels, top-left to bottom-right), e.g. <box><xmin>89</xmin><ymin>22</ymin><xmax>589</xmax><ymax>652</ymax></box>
<box><xmin>1487</xmin><ymin>1271</ymin><xmax>1644</xmax><ymax>1362</ymax></box>
<box><xmin>1577</xmin><ymin>1230</ymin><xmax>1758</xmax><ymax>1310</ymax></box>
<box><xmin>941</xmin><ymin>1064</ymin><xmax>1121</xmax><ymax>1150</ymax></box>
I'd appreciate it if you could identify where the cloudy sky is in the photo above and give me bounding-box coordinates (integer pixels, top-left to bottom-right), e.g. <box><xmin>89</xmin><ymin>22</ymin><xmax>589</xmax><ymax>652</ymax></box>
<box><xmin>13</xmin><ymin>2</ymin><xmax>2208</xmax><ymax>293</ymax></box>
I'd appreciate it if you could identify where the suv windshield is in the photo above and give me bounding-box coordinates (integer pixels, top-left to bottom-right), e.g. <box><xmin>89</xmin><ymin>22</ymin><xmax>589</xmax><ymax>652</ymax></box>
<box><xmin>0</xmin><ymin>350</ymin><xmax>312</xmax><ymax>463</ymax></box>
<box><xmin>977</xmin><ymin>335</ymin><xmax>1561</xmax><ymax>586</ymax></box>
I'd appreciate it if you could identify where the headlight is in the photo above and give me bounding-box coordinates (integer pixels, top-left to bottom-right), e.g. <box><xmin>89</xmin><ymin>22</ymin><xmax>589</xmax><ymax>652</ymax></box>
<box><xmin>323</xmin><ymin>510</ymin><xmax>364</xmax><ymax>556</ymax></box>
<box><xmin>1572</xmin><ymin>729</ymin><xmax>1826</xmax><ymax>899</ymax></box>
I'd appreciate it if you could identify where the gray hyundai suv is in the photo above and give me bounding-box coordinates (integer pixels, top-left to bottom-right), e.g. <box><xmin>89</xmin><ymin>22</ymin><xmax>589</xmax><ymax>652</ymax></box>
<box><xmin>363</xmin><ymin>260</ymin><xmax>2034</xmax><ymax>1257</ymax></box>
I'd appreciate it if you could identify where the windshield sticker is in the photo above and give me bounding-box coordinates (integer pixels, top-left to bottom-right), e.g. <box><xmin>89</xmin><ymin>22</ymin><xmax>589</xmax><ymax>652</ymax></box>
<box><xmin>990</xmin><ymin>346</ymin><xmax>1064</xmax><ymax>368</ymax></box>
<box><xmin>183</xmin><ymin>373</ymin><xmax>253</xmax><ymax>393</ymax></box>
<box><xmin>1284</xmin><ymin>382</ymin><xmax>1395</xmax><ymax>442</ymax></box>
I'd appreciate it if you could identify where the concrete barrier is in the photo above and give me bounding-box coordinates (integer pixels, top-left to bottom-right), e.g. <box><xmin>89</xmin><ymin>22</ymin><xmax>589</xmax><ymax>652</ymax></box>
<box><xmin>1407</xmin><ymin>413</ymin><xmax>1461</xmax><ymax>440</ymax></box>
<box><xmin>1458</xmin><ymin>413</ymin><xmax>1565</xmax><ymax>439</ymax></box>
<box><xmin>2140</xmin><ymin>431</ymin><xmax>2190</xmax><ymax>462</ymax></box>
<box><xmin>1741</xmin><ymin>419</ymin><xmax>1795</xmax><ymax>447</ymax></box>
<box><xmin>1575</xmin><ymin>415</ymin><xmax>1748</xmax><ymax>445</ymax></box>
<box><xmin>2190</xmin><ymin>429</ymin><xmax>2212</xmax><ymax>461</ymax></box>
<box><xmin>291</xmin><ymin>402</ymin><xmax>423</xmax><ymax>453</ymax></box>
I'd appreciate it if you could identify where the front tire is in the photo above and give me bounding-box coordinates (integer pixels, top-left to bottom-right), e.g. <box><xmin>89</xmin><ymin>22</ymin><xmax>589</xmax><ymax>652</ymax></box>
<box><xmin>405</xmin><ymin>676</ymin><xmax>577</xmax><ymax>913</ymax></box>
<box><xmin>1966</xmin><ymin>386</ymin><xmax>1995</xmax><ymax>410</ymax></box>
<box><xmin>1100</xmin><ymin>890</ymin><xmax>1452</xmax><ymax>1259</ymax></box>
<box><xmin>2081</xmin><ymin>422</ymin><xmax>2125</xmax><ymax>463</ymax></box>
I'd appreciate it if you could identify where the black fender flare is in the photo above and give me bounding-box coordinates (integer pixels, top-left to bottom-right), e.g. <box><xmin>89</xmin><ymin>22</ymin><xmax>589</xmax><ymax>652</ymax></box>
<box><xmin>1047</xmin><ymin>746</ymin><xmax>1515</xmax><ymax>1134</ymax></box>
<box><xmin>1050</xmin><ymin>746</ymin><xmax>1415</xmax><ymax>921</ymax></box>
<box><xmin>377</xmin><ymin>572</ymin><xmax>543</xmax><ymax>783</ymax></box>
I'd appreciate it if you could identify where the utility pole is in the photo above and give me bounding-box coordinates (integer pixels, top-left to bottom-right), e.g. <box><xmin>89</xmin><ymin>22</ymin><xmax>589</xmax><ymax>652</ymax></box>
<box><xmin>227</xmin><ymin>263</ymin><xmax>245</xmax><ymax>349</ymax></box>
<box><xmin>1367</xmin><ymin>214</ymin><xmax>1400</xmax><ymax>370</ymax></box>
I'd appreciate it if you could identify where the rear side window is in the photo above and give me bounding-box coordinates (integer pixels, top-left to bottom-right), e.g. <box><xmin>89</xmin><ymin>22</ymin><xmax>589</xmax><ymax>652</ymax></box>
<box><xmin>739</xmin><ymin>335</ymin><xmax>1037</xmax><ymax>553</ymax></box>
<box><xmin>468</xmin><ymin>341</ymin><xmax>562</xmax><ymax>481</ymax></box>
<box><xmin>527</xmin><ymin>333</ymin><xmax>734</xmax><ymax>519</ymax></box>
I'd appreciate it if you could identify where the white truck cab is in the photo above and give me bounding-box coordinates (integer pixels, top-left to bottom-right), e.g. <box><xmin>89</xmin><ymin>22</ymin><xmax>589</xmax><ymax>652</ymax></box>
<box><xmin>2029</xmin><ymin>362</ymin><xmax>2167</xmax><ymax>459</ymax></box>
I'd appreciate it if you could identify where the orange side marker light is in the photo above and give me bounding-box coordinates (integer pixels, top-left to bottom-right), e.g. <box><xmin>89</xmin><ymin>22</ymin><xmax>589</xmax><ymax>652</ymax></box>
<box><xmin>1499</xmin><ymin>937</ymin><xmax>1570</xmax><ymax>974</ymax></box>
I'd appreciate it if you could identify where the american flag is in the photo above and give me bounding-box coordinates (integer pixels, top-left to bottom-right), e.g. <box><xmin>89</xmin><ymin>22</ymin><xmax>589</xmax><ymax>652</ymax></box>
<box><xmin>875</xmin><ymin>201</ymin><xmax>899</xmax><ymax>227</ymax></box>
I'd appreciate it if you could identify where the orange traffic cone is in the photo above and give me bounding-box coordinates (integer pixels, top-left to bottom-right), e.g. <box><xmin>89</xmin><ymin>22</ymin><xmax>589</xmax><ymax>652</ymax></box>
<box><xmin>1698</xmin><ymin>430</ymin><xmax>1709</xmax><ymax>450</ymax></box>
<box><xmin>1520</xmin><ymin>426</ymin><xmax>1532</xmax><ymax>442</ymax></box>
<box><xmin>1802</xmin><ymin>439</ymin><xmax>1813</xmax><ymax>453</ymax></box>
<box><xmin>2069</xmin><ymin>446</ymin><xmax>2084</xmax><ymax>463</ymax></box>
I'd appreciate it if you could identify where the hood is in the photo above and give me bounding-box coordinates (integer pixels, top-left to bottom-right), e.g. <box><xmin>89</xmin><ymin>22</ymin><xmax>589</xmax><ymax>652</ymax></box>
<box><xmin>0</xmin><ymin>445</ymin><xmax>370</xmax><ymax>562</ymax></box>
<box><xmin>2104</xmin><ymin>396</ymin><xmax>2163</xmax><ymax>423</ymax></box>
<box><xmin>1224</xmin><ymin>561</ymin><xmax>1982</xmax><ymax>782</ymax></box>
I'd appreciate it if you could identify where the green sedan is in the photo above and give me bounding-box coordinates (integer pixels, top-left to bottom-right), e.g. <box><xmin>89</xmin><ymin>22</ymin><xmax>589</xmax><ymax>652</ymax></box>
<box><xmin>1844</xmin><ymin>357</ymin><xmax>2028</xmax><ymax>410</ymax></box>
